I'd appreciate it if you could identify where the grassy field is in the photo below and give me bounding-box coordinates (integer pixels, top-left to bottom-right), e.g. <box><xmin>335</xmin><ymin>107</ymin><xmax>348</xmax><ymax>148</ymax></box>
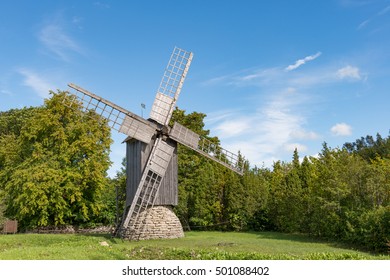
<box><xmin>0</xmin><ymin>231</ymin><xmax>388</xmax><ymax>260</ymax></box>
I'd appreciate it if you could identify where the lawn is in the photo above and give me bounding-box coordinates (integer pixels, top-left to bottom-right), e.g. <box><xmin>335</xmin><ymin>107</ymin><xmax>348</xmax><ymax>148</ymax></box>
<box><xmin>0</xmin><ymin>231</ymin><xmax>388</xmax><ymax>260</ymax></box>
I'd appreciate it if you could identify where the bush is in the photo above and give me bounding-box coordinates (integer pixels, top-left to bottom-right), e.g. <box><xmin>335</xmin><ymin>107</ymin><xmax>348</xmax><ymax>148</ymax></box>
<box><xmin>360</xmin><ymin>206</ymin><xmax>390</xmax><ymax>252</ymax></box>
<box><xmin>248</xmin><ymin>209</ymin><xmax>274</xmax><ymax>231</ymax></box>
<box><xmin>0</xmin><ymin>203</ymin><xmax>5</xmax><ymax>230</ymax></box>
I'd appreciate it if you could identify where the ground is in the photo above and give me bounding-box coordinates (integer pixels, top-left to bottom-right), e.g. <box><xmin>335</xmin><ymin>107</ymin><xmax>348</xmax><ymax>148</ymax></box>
<box><xmin>0</xmin><ymin>231</ymin><xmax>388</xmax><ymax>260</ymax></box>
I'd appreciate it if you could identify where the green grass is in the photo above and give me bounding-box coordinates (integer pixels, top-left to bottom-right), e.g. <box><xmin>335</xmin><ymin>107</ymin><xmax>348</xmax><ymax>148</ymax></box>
<box><xmin>0</xmin><ymin>231</ymin><xmax>388</xmax><ymax>260</ymax></box>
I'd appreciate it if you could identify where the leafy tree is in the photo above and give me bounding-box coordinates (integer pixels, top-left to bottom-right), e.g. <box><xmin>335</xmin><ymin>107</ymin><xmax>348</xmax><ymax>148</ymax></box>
<box><xmin>170</xmin><ymin>109</ymin><xmax>221</xmax><ymax>229</ymax></box>
<box><xmin>0</xmin><ymin>91</ymin><xmax>112</xmax><ymax>229</ymax></box>
<box><xmin>267</xmin><ymin>161</ymin><xmax>288</xmax><ymax>231</ymax></box>
<box><xmin>0</xmin><ymin>107</ymin><xmax>38</xmax><ymax>227</ymax></box>
<box><xmin>344</xmin><ymin>132</ymin><xmax>390</xmax><ymax>160</ymax></box>
<box><xmin>171</xmin><ymin>108</ymin><xmax>260</xmax><ymax>231</ymax></box>
<box><xmin>111</xmin><ymin>157</ymin><xmax>127</xmax><ymax>226</ymax></box>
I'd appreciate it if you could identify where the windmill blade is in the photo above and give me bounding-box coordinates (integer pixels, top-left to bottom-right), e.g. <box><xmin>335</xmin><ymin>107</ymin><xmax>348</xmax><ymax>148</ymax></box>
<box><xmin>149</xmin><ymin>47</ymin><xmax>193</xmax><ymax>126</ymax></box>
<box><xmin>169</xmin><ymin>122</ymin><xmax>244</xmax><ymax>175</ymax></box>
<box><xmin>66</xmin><ymin>83</ymin><xmax>157</xmax><ymax>143</ymax></box>
<box><xmin>118</xmin><ymin>137</ymin><xmax>175</xmax><ymax>239</ymax></box>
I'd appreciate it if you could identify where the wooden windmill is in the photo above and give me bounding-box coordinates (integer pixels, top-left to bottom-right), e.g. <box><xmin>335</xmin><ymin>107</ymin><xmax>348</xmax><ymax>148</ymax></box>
<box><xmin>65</xmin><ymin>47</ymin><xmax>243</xmax><ymax>240</ymax></box>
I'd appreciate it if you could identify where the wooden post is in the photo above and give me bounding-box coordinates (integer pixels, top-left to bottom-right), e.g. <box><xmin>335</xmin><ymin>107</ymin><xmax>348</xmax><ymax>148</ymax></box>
<box><xmin>3</xmin><ymin>220</ymin><xmax>17</xmax><ymax>234</ymax></box>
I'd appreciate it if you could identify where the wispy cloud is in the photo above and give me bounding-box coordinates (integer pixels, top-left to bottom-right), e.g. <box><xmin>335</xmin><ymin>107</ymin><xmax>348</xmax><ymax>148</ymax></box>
<box><xmin>1</xmin><ymin>78</ymin><xmax>13</xmax><ymax>96</ymax></box>
<box><xmin>357</xmin><ymin>4</ymin><xmax>390</xmax><ymax>30</ymax></box>
<box><xmin>94</xmin><ymin>2</ymin><xmax>111</xmax><ymax>9</ymax></box>
<box><xmin>284</xmin><ymin>143</ymin><xmax>308</xmax><ymax>153</ymax></box>
<box><xmin>203</xmin><ymin>56</ymin><xmax>365</xmax><ymax>166</ymax></box>
<box><xmin>18</xmin><ymin>69</ymin><xmax>54</xmax><ymax>98</ymax></box>
<box><xmin>285</xmin><ymin>52</ymin><xmax>322</xmax><ymax>71</ymax></box>
<box><xmin>358</xmin><ymin>19</ymin><xmax>370</xmax><ymax>30</ymax></box>
<box><xmin>378</xmin><ymin>5</ymin><xmax>390</xmax><ymax>16</ymax></box>
<box><xmin>290</xmin><ymin>129</ymin><xmax>319</xmax><ymax>140</ymax></box>
<box><xmin>206</xmin><ymin>88</ymin><xmax>317</xmax><ymax>167</ymax></box>
<box><xmin>337</xmin><ymin>65</ymin><xmax>361</xmax><ymax>80</ymax></box>
<box><xmin>213</xmin><ymin>117</ymin><xmax>252</xmax><ymax>138</ymax></box>
<box><xmin>1</xmin><ymin>89</ymin><xmax>12</xmax><ymax>96</ymax></box>
<box><xmin>331</xmin><ymin>123</ymin><xmax>353</xmax><ymax>136</ymax></box>
<box><xmin>39</xmin><ymin>23</ymin><xmax>83</xmax><ymax>61</ymax></box>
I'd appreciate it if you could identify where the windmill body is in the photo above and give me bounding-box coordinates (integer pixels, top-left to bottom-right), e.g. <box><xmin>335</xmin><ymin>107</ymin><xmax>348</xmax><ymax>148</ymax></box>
<box><xmin>125</xmin><ymin>137</ymin><xmax>178</xmax><ymax>207</ymax></box>
<box><xmin>65</xmin><ymin>47</ymin><xmax>243</xmax><ymax>240</ymax></box>
<box><xmin>124</xmin><ymin>137</ymin><xmax>182</xmax><ymax>239</ymax></box>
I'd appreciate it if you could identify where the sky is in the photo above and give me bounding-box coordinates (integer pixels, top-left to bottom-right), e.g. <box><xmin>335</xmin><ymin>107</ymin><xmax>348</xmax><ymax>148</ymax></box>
<box><xmin>1</xmin><ymin>0</ymin><xmax>390</xmax><ymax>177</ymax></box>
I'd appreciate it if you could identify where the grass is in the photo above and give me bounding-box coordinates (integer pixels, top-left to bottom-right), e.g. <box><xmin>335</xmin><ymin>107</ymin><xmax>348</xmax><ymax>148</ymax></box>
<box><xmin>0</xmin><ymin>231</ymin><xmax>388</xmax><ymax>260</ymax></box>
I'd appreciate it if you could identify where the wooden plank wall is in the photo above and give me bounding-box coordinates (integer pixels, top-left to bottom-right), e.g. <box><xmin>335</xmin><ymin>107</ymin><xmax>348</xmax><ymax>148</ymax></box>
<box><xmin>125</xmin><ymin>137</ymin><xmax>178</xmax><ymax>208</ymax></box>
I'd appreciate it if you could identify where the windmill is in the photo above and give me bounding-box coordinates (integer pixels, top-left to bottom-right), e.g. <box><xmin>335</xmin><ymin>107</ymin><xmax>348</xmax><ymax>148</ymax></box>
<box><xmin>64</xmin><ymin>47</ymin><xmax>244</xmax><ymax>240</ymax></box>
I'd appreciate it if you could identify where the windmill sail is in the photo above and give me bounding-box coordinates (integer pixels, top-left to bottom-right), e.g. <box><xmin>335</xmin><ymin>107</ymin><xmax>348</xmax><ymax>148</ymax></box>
<box><xmin>170</xmin><ymin>122</ymin><xmax>244</xmax><ymax>175</ymax></box>
<box><xmin>67</xmin><ymin>83</ymin><xmax>157</xmax><ymax>143</ymax></box>
<box><xmin>117</xmin><ymin>137</ymin><xmax>175</xmax><ymax>239</ymax></box>
<box><xmin>149</xmin><ymin>47</ymin><xmax>193</xmax><ymax>126</ymax></box>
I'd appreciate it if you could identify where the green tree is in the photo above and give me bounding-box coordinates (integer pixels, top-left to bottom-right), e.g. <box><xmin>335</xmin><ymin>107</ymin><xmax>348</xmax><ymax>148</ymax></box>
<box><xmin>170</xmin><ymin>108</ymin><xmax>211</xmax><ymax>228</ymax></box>
<box><xmin>0</xmin><ymin>107</ymin><xmax>38</xmax><ymax>227</ymax></box>
<box><xmin>0</xmin><ymin>91</ymin><xmax>112</xmax><ymax>229</ymax></box>
<box><xmin>344</xmin><ymin>132</ymin><xmax>390</xmax><ymax>160</ymax></box>
<box><xmin>307</xmin><ymin>143</ymin><xmax>347</xmax><ymax>238</ymax></box>
<box><xmin>111</xmin><ymin>157</ymin><xmax>127</xmax><ymax>226</ymax></box>
<box><xmin>171</xmin><ymin>108</ymin><xmax>255</xmax><ymax>231</ymax></box>
<box><xmin>267</xmin><ymin>161</ymin><xmax>288</xmax><ymax>231</ymax></box>
<box><xmin>267</xmin><ymin>150</ymin><xmax>307</xmax><ymax>233</ymax></box>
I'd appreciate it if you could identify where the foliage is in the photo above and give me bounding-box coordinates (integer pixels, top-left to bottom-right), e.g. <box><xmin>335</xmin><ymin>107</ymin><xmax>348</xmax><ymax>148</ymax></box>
<box><xmin>171</xmin><ymin>108</ymin><xmax>268</xmax><ymax>231</ymax></box>
<box><xmin>263</xmin><ymin>140</ymin><xmax>390</xmax><ymax>253</ymax></box>
<box><xmin>343</xmin><ymin>132</ymin><xmax>390</xmax><ymax>160</ymax></box>
<box><xmin>168</xmin><ymin>109</ymin><xmax>389</xmax><ymax>253</ymax></box>
<box><xmin>110</xmin><ymin>157</ymin><xmax>127</xmax><ymax>226</ymax></box>
<box><xmin>0</xmin><ymin>91</ymin><xmax>112</xmax><ymax>229</ymax></box>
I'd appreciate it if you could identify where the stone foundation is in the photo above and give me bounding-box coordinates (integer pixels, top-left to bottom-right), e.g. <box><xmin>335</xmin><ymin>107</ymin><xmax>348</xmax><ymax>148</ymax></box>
<box><xmin>122</xmin><ymin>205</ymin><xmax>184</xmax><ymax>240</ymax></box>
<box><xmin>26</xmin><ymin>225</ymin><xmax>114</xmax><ymax>234</ymax></box>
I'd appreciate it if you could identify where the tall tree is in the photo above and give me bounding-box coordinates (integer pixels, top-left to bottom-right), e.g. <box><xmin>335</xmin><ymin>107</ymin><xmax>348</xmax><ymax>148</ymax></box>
<box><xmin>344</xmin><ymin>132</ymin><xmax>390</xmax><ymax>160</ymax></box>
<box><xmin>0</xmin><ymin>91</ymin><xmax>112</xmax><ymax>229</ymax></box>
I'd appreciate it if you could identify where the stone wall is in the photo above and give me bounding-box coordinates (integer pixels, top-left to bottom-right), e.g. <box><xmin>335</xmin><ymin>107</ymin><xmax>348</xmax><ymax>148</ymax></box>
<box><xmin>26</xmin><ymin>225</ymin><xmax>114</xmax><ymax>234</ymax></box>
<box><xmin>123</xmin><ymin>205</ymin><xmax>184</xmax><ymax>240</ymax></box>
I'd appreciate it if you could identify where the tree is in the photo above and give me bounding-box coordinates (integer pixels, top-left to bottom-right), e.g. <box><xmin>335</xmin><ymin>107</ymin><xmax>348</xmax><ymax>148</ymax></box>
<box><xmin>170</xmin><ymin>108</ymin><xmax>218</xmax><ymax>229</ymax></box>
<box><xmin>111</xmin><ymin>157</ymin><xmax>127</xmax><ymax>226</ymax></box>
<box><xmin>343</xmin><ymin>132</ymin><xmax>390</xmax><ymax>160</ymax></box>
<box><xmin>170</xmin><ymin>108</ymin><xmax>254</xmax><ymax>230</ymax></box>
<box><xmin>0</xmin><ymin>107</ymin><xmax>38</xmax><ymax>226</ymax></box>
<box><xmin>0</xmin><ymin>91</ymin><xmax>112</xmax><ymax>229</ymax></box>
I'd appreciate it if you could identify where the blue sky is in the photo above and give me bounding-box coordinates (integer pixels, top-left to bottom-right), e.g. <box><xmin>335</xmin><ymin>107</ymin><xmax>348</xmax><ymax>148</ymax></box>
<box><xmin>1</xmin><ymin>0</ymin><xmax>390</xmax><ymax>176</ymax></box>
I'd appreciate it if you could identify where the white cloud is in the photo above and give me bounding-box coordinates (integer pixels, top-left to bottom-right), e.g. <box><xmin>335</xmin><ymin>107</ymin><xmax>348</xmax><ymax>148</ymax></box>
<box><xmin>202</xmin><ymin>55</ymin><xmax>367</xmax><ymax>167</ymax></box>
<box><xmin>331</xmin><ymin>123</ymin><xmax>353</xmax><ymax>136</ymax></box>
<box><xmin>39</xmin><ymin>24</ymin><xmax>83</xmax><ymax>61</ymax></box>
<box><xmin>358</xmin><ymin>19</ymin><xmax>370</xmax><ymax>30</ymax></box>
<box><xmin>285</xmin><ymin>52</ymin><xmax>322</xmax><ymax>71</ymax></box>
<box><xmin>337</xmin><ymin>65</ymin><xmax>361</xmax><ymax>80</ymax></box>
<box><xmin>18</xmin><ymin>69</ymin><xmax>54</xmax><ymax>98</ymax></box>
<box><xmin>290</xmin><ymin>129</ymin><xmax>319</xmax><ymax>140</ymax></box>
<box><xmin>214</xmin><ymin>118</ymin><xmax>252</xmax><ymax>138</ymax></box>
<box><xmin>284</xmin><ymin>143</ymin><xmax>308</xmax><ymax>153</ymax></box>
<box><xmin>205</xmin><ymin>89</ymin><xmax>315</xmax><ymax>167</ymax></box>
<box><xmin>94</xmin><ymin>2</ymin><xmax>111</xmax><ymax>9</ymax></box>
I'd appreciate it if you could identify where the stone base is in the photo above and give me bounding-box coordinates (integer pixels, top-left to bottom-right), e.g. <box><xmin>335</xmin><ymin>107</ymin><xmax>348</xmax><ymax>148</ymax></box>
<box><xmin>122</xmin><ymin>205</ymin><xmax>184</xmax><ymax>240</ymax></box>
